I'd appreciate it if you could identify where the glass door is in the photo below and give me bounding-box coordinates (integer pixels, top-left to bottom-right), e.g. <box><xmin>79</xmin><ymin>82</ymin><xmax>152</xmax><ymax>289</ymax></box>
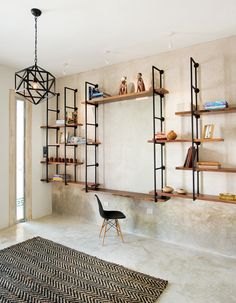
<box><xmin>16</xmin><ymin>100</ymin><xmax>25</xmax><ymax>222</ymax></box>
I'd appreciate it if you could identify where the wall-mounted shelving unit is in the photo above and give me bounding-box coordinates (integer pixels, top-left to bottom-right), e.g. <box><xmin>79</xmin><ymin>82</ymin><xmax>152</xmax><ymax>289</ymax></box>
<box><xmin>41</xmin><ymin>87</ymin><xmax>84</xmax><ymax>185</ymax></box>
<box><xmin>149</xmin><ymin>57</ymin><xmax>236</xmax><ymax>205</ymax></box>
<box><xmin>83</xmin><ymin>67</ymin><xmax>169</xmax><ymax>201</ymax></box>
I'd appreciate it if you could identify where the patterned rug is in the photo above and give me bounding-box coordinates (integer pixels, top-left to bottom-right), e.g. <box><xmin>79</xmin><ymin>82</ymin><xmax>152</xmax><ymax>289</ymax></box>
<box><xmin>0</xmin><ymin>237</ymin><xmax>168</xmax><ymax>302</ymax></box>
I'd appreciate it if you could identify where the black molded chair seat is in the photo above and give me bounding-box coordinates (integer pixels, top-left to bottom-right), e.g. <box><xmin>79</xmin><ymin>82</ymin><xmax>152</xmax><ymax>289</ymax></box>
<box><xmin>103</xmin><ymin>210</ymin><xmax>126</xmax><ymax>220</ymax></box>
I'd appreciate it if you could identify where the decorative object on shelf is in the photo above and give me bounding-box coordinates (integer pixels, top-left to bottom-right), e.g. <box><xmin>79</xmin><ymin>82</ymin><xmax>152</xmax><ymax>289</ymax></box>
<box><xmin>202</xmin><ymin>124</ymin><xmax>214</xmax><ymax>139</ymax></box>
<box><xmin>196</xmin><ymin>161</ymin><xmax>221</xmax><ymax>169</ymax></box>
<box><xmin>204</xmin><ymin>100</ymin><xmax>228</xmax><ymax>110</ymax></box>
<box><xmin>137</xmin><ymin>73</ymin><xmax>146</xmax><ymax>92</ymax></box>
<box><xmin>162</xmin><ymin>186</ymin><xmax>174</xmax><ymax>193</ymax></box>
<box><xmin>167</xmin><ymin>130</ymin><xmax>177</xmax><ymax>140</ymax></box>
<box><xmin>43</xmin><ymin>146</ymin><xmax>47</xmax><ymax>159</ymax></box>
<box><xmin>59</xmin><ymin>130</ymin><xmax>68</xmax><ymax>144</ymax></box>
<box><xmin>119</xmin><ymin>76</ymin><xmax>128</xmax><ymax>95</ymax></box>
<box><xmin>69</xmin><ymin>158</ymin><xmax>74</xmax><ymax>163</ymax></box>
<box><xmin>219</xmin><ymin>193</ymin><xmax>236</xmax><ymax>201</ymax></box>
<box><xmin>176</xmin><ymin>188</ymin><xmax>187</xmax><ymax>195</ymax></box>
<box><xmin>56</xmin><ymin>120</ymin><xmax>65</xmax><ymax>126</ymax></box>
<box><xmin>58</xmin><ymin>157</ymin><xmax>62</xmax><ymax>162</ymax></box>
<box><xmin>15</xmin><ymin>8</ymin><xmax>55</xmax><ymax>105</ymax></box>
<box><xmin>155</xmin><ymin>132</ymin><xmax>167</xmax><ymax>140</ymax></box>
<box><xmin>89</xmin><ymin>84</ymin><xmax>111</xmax><ymax>100</ymax></box>
<box><xmin>183</xmin><ymin>146</ymin><xmax>197</xmax><ymax>168</ymax></box>
<box><xmin>50</xmin><ymin>157</ymin><xmax>54</xmax><ymax>162</ymax></box>
<box><xmin>66</xmin><ymin>111</ymin><xmax>77</xmax><ymax>124</ymax></box>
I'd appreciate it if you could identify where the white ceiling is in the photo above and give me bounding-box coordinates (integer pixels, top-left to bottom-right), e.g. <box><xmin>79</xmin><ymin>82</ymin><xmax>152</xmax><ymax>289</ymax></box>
<box><xmin>1</xmin><ymin>0</ymin><xmax>236</xmax><ymax>76</ymax></box>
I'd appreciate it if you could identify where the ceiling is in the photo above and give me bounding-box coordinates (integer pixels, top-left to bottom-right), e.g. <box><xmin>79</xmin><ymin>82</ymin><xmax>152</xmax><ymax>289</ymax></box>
<box><xmin>1</xmin><ymin>0</ymin><xmax>236</xmax><ymax>76</ymax></box>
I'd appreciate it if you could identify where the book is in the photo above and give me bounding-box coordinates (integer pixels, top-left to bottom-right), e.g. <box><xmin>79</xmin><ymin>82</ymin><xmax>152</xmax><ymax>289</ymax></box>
<box><xmin>184</xmin><ymin>146</ymin><xmax>197</xmax><ymax>168</ymax></box>
<box><xmin>197</xmin><ymin>161</ymin><xmax>221</xmax><ymax>166</ymax></box>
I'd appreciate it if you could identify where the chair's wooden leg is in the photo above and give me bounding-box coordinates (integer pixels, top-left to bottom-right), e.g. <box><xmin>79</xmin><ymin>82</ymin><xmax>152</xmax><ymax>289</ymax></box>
<box><xmin>117</xmin><ymin>220</ymin><xmax>124</xmax><ymax>243</ymax></box>
<box><xmin>102</xmin><ymin>220</ymin><xmax>108</xmax><ymax>245</ymax></box>
<box><xmin>99</xmin><ymin>219</ymin><xmax>106</xmax><ymax>237</ymax></box>
<box><xmin>115</xmin><ymin>219</ymin><xmax>120</xmax><ymax>236</ymax></box>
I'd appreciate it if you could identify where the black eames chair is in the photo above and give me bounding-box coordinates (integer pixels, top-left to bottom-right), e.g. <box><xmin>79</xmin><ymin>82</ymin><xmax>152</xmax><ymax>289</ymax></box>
<box><xmin>95</xmin><ymin>194</ymin><xmax>126</xmax><ymax>245</ymax></box>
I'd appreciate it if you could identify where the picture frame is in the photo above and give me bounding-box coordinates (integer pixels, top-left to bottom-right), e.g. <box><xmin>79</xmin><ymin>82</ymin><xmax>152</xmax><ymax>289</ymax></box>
<box><xmin>202</xmin><ymin>124</ymin><xmax>214</xmax><ymax>139</ymax></box>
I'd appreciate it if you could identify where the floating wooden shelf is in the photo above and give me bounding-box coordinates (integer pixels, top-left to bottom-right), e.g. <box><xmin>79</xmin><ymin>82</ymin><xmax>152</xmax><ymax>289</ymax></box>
<box><xmin>148</xmin><ymin>138</ymin><xmax>224</xmax><ymax>143</ymax></box>
<box><xmin>176</xmin><ymin>166</ymin><xmax>236</xmax><ymax>173</ymax></box>
<box><xmin>83</xmin><ymin>187</ymin><xmax>168</xmax><ymax>202</ymax></box>
<box><xmin>175</xmin><ymin>106</ymin><xmax>236</xmax><ymax>116</ymax></box>
<box><xmin>41</xmin><ymin>161</ymin><xmax>84</xmax><ymax>166</ymax></box>
<box><xmin>40</xmin><ymin>179</ymin><xmax>99</xmax><ymax>187</ymax></box>
<box><xmin>151</xmin><ymin>190</ymin><xmax>236</xmax><ymax>205</ymax></box>
<box><xmin>81</xmin><ymin>89</ymin><xmax>169</xmax><ymax>105</ymax></box>
<box><xmin>41</xmin><ymin>123</ymin><xmax>83</xmax><ymax>129</ymax></box>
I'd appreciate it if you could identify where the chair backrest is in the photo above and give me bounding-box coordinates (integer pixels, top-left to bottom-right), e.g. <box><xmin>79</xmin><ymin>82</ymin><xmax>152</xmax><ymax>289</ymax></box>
<box><xmin>95</xmin><ymin>194</ymin><xmax>105</xmax><ymax>218</ymax></box>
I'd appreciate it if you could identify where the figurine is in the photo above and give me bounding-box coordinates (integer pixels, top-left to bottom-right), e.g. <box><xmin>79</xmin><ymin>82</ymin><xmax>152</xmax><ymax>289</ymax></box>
<box><xmin>119</xmin><ymin>76</ymin><xmax>128</xmax><ymax>95</ymax></box>
<box><xmin>137</xmin><ymin>73</ymin><xmax>145</xmax><ymax>92</ymax></box>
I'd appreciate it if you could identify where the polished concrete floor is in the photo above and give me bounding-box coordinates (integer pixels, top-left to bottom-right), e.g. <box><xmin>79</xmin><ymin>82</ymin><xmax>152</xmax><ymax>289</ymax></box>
<box><xmin>0</xmin><ymin>214</ymin><xmax>235</xmax><ymax>303</ymax></box>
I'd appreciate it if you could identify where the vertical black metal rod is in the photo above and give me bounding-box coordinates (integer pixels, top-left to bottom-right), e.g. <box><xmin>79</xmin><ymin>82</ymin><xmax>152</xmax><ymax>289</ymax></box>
<box><xmin>74</xmin><ymin>90</ymin><xmax>77</xmax><ymax>183</ymax></box>
<box><xmin>195</xmin><ymin>64</ymin><xmax>200</xmax><ymax>195</ymax></box>
<box><xmin>56</xmin><ymin>93</ymin><xmax>59</xmax><ymax>174</ymax></box>
<box><xmin>160</xmin><ymin>72</ymin><xmax>164</xmax><ymax>189</ymax></box>
<box><xmin>46</xmin><ymin>95</ymin><xmax>49</xmax><ymax>182</ymax></box>
<box><xmin>95</xmin><ymin>105</ymin><xmax>97</xmax><ymax>186</ymax></box>
<box><xmin>85</xmin><ymin>83</ymin><xmax>88</xmax><ymax>192</ymax></box>
<box><xmin>190</xmin><ymin>58</ymin><xmax>196</xmax><ymax>200</ymax></box>
<box><xmin>64</xmin><ymin>87</ymin><xmax>67</xmax><ymax>185</ymax></box>
<box><xmin>152</xmin><ymin>66</ymin><xmax>157</xmax><ymax>202</ymax></box>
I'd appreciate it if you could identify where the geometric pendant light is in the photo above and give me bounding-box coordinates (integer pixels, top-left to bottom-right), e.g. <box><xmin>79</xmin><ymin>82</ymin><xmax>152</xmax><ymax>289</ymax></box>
<box><xmin>15</xmin><ymin>8</ymin><xmax>56</xmax><ymax>105</ymax></box>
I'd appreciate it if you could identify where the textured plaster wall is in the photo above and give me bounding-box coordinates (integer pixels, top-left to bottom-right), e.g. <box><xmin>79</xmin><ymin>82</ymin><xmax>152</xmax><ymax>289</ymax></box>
<box><xmin>0</xmin><ymin>65</ymin><xmax>14</xmax><ymax>229</ymax></box>
<box><xmin>52</xmin><ymin>36</ymin><xmax>236</xmax><ymax>256</ymax></box>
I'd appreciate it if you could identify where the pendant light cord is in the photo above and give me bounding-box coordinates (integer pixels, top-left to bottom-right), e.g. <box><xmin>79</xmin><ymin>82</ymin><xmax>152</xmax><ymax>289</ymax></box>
<box><xmin>34</xmin><ymin>16</ymin><xmax>38</xmax><ymax>66</ymax></box>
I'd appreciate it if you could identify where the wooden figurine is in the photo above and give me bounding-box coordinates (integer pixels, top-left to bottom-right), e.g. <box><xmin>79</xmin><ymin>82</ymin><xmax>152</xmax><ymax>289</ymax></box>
<box><xmin>119</xmin><ymin>76</ymin><xmax>128</xmax><ymax>95</ymax></box>
<box><xmin>137</xmin><ymin>73</ymin><xmax>145</xmax><ymax>92</ymax></box>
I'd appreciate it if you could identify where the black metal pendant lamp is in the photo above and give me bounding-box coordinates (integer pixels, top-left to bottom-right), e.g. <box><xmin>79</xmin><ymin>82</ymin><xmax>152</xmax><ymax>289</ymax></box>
<box><xmin>15</xmin><ymin>8</ymin><xmax>56</xmax><ymax>105</ymax></box>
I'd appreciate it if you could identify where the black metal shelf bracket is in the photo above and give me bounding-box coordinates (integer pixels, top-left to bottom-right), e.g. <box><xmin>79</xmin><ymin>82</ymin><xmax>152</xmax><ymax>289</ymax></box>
<box><xmin>190</xmin><ymin>57</ymin><xmax>200</xmax><ymax>201</ymax></box>
<box><xmin>85</xmin><ymin>81</ymin><xmax>99</xmax><ymax>192</ymax></box>
<box><xmin>45</xmin><ymin>93</ymin><xmax>60</xmax><ymax>182</ymax></box>
<box><xmin>64</xmin><ymin>87</ymin><xmax>78</xmax><ymax>185</ymax></box>
<box><xmin>152</xmin><ymin>66</ymin><xmax>169</xmax><ymax>202</ymax></box>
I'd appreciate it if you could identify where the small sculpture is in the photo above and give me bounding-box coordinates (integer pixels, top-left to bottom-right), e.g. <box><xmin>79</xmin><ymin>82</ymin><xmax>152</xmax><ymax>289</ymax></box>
<box><xmin>119</xmin><ymin>76</ymin><xmax>128</xmax><ymax>95</ymax></box>
<box><xmin>137</xmin><ymin>73</ymin><xmax>146</xmax><ymax>92</ymax></box>
<box><xmin>167</xmin><ymin>130</ymin><xmax>177</xmax><ymax>140</ymax></box>
<box><xmin>176</xmin><ymin>188</ymin><xmax>187</xmax><ymax>195</ymax></box>
<box><xmin>162</xmin><ymin>186</ymin><xmax>174</xmax><ymax>193</ymax></box>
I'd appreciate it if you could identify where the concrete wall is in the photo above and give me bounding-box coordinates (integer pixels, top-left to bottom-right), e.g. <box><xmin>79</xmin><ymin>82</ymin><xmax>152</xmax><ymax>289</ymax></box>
<box><xmin>52</xmin><ymin>36</ymin><xmax>236</xmax><ymax>257</ymax></box>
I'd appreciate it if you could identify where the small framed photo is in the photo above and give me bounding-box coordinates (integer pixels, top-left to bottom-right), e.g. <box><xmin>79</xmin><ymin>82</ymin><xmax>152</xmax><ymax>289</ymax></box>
<box><xmin>202</xmin><ymin>124</ymin><xmax>214</xmax><ymax>139</ymax></box>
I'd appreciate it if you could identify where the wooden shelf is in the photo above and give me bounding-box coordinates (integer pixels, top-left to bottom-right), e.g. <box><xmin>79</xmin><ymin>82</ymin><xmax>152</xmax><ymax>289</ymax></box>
<box><xmin>148</xmin><ymin>138</ymin><xmax>224</xmax><ymax>143</ymax></box>
<box><xmin>41</xmin><ymin>123</ymin><xmax>83</xmax><ymax>129</ymax></box>
<box><xmin>175</xmin><ymin>106</ymin><xmax>236</xmax><ymax>116</ymax></box>
<box><xmin>83</xmin><ymin>187</ymin><xmax>168</xmax><ymax>202</ymax></box>
<box><xmin>151</xmin><ymin>190</ymin><xmax>236</xmax><ymax>205</ymax></box>
<box><xmin>176</xmin><ymin>166</ymin><xmax>236</xmax><ymax>173</ymax></box>
<box><xmin>40</xmin><ymin>179</ymin><xmax>99</xmax><ymax>187</ymax></box>
<box><xmin>41</xmin><ymin>161</ymin><xmax>84</xmax><ymax>166</ymax></box>
<box><xmin>81</xmin><ymin>88</ymin><xmax>169</xmax><ymax>105</ymax></box>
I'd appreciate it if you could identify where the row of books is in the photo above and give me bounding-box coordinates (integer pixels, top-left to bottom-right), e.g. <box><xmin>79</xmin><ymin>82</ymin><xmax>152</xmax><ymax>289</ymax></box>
<box><xmin>204</xmin><ymin>100</ymin><xmax>228</xmax><ymax>110</ymax></box>
<box><xmin>183</xmin><ymin>147</ymin><xmax>221</xmax><ymax>169</ymax></box>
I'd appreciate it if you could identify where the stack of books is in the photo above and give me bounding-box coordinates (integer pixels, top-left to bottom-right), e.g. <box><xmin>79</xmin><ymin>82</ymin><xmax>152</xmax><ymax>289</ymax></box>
<box><xmin>52</xmin><ymin>174</ymin><xmax>72</xmax><ymax>182</ymax></box>
<box><xmin>204</xmin><ymin>101</ymin><xmax>228</xmax><ymax>110</ymax></box>
<box><xmin>196</xmin><ymin>161</ymin><xmax>221</xmax><ymax>169</ymax></box>
<box><xmin>219</xmin><ymin>193</ymin><xmax>236</xmax><ymax>201</ymax></box>
<box><xmin>183</xmin><ymin>146</ymin><xmax>197</xmax><ymax>168</ymax></box>
<box><xmin>155</xmin><ymin>132</ymin><xmax>167</xmax><ymax>140</ymax></box>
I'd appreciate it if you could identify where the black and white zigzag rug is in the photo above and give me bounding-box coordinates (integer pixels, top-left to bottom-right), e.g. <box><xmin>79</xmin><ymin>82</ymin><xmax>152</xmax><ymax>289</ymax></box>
<box><xmin>0</xmin><ymin>237</ymin><xmax>168</xmax><ymax>302</ymax></box>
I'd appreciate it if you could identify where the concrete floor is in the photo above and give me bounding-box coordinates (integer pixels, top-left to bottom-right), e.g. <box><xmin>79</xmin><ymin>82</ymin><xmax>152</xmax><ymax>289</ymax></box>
<box><xmin>0</xmin><ymin>215</ymin><xmax>235</xmax><ymax>303</ymax></box>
